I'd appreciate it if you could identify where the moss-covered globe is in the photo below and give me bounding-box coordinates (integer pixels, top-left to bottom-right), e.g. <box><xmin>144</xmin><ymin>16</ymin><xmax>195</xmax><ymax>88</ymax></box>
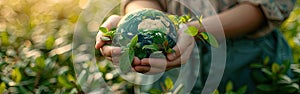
<box><xmin>113</xmin><ymin>8</ymin><xmax>177</xmax><ymax>59</ymax></box>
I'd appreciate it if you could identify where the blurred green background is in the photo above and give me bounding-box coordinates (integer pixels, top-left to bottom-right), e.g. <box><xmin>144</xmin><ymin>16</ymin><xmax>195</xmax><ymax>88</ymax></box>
<box><xmin>0</xmin><ymin>0</ymin><xmax>299</xmax><ymax>93</ymax></box>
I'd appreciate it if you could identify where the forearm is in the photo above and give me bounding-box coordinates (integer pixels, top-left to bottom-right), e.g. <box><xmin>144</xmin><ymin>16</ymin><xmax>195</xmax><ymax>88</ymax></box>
<box><xmin>125</xmin><ymin>0</ymin><xmax>163</xmax><ymax>14</ymax></box>
<box><xmin>188</xmin><ymin>3</ymin><xmax>267</xmax><ymax>38</ymax></box>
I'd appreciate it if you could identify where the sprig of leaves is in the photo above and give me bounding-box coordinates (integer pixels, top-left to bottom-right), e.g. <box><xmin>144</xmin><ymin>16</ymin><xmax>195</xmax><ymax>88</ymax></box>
<box><xmin>167</xmin><ymin>15</ymin><xmax>219</xmax><ymax>48</ymax></box>
<box><xmin>99</xmin><ymin>27</ymin><xmax>116</xmax><ymax>41</ymax></box>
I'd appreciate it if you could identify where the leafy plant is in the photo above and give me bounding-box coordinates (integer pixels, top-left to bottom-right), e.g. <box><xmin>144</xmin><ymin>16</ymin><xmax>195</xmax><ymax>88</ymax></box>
<box><xmin>168</xmin><ymin>15</ymin><xmax>219</xmax><ymax>48</ymax></box>
<box><xmin>249</xmin><ymin>57</ymin><xmax>300</xmax><ymax>94</ymax></box>
<box><xmin>281</xmin><ymin>1</ymin><xmax>300</xmax><ymax>63</ymax></box>
<box><xmin>149</xmin><ymin>76</ymin><xmax>185</xmax><ymax>94</ymax></box>
<box><xmin>213</xmin><ymin>81</ymin><xmax>247</xmax><ymax>94</ymax></box>
<box><xmin>0</xmin><ymin>0</ymin><xmax>83</xmax><ymax>93</ymax></box>
<box><xmin>99</xmin><ymin>27</ymin><xmax>117</xmax><ymax>41</ymax></box>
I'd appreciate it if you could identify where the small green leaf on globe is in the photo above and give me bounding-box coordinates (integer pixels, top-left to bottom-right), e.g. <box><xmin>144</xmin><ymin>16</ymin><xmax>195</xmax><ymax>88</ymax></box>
<box><xmin>129</xmin><ymin>35</ymin><xmax>138</xmax><ymax>48</ymax></box>
<box><xmin>142</xmin><ymin>44</ymin><xmax>159</xmax><ymax>51</ymax></box>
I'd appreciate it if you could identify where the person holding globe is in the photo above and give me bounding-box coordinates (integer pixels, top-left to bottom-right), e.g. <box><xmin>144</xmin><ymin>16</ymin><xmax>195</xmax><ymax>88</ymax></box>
<box><xmin>95</xmin><ymin>0</ymin><xmax>295</xmax><ymax>93</ymax></box>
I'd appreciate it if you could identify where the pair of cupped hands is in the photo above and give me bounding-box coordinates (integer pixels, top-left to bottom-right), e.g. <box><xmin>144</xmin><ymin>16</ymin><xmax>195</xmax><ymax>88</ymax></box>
<box><xmin>95</xmin><ymin>15</ymin><xmax>195</xmax><ymax>74</ymax></box>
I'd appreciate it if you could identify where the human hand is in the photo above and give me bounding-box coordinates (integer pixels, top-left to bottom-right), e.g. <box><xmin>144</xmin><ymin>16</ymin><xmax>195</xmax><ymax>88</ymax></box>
<box><xmin>132</xmin><ymin>24</ymin><xmax>195</xmax><ymax>74</ymax></box>
<box><xmin>95</xmin><ymin>15</ymin><xmax>123</xmax><ymax>63</ymax></box>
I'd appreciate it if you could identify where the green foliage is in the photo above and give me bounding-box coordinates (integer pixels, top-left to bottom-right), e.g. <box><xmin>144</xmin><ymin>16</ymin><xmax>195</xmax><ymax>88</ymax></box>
<box><xmin>0</xmin><ymin>0</ymin><xmax>81</xmax><ymax>93</ymax></box>
<box><xmin>164</xmin><ymin>77</ymin><xmax>174</xmax><ymax>91</ymax></box>
<box><xmin>213</xmin><ymin>89</ymin><xmax>220</xmax><ymax>94</ymax></box>
<box><xmin>99</xmin><ymin>27</ymin><xmax>117</xmax><ymax>41</ymax></box>
<box><xmin>0</xmin><ymin>82</ymin><xmax>6</xmax><ymax>93</ymax></box>
<box><xmin>233</xmin><ymin>2</ymin><xmax>300</xmax><ymax>93</ymax></box>
<box><xmin>249</xmin><ymin>57</ymin><xmax>300</xmax><ymax>94</ymax></box>
<box><xmin>57</xmin><ymin>75</ymin><xmax>73</xmax><ymax>89</ymax></box>
<box><xmin>149</xmin><ymin>76</ymin><xmax>177</xmax><ymax>94</ymax></box>
<box><xmin>11</xmin><ymin>68</ymin><xmax>22</xmax><ymax>84</ymax></box>
<box><xmin>281</xmin><ymin>1</ymin><xmax>300</xmax><ymax>63</ymax></box>
<box><xmin>45</xmin><ymin>36</ymin><xmax>55</xmax><ymax>50</ymax></box>
<box><xmin>149</xmin><ymin>88</ymin><xmax>162</xmax><ymax>94</ymax></box>
<box><xmin>271</xmin><ymin>63</ymin><xmax>280</xmax><ymax>73</ymax></box>
<box><xmin>1</xmin><ymin>32</ymin><xmax>10</xmax><ymax>46</ymax></box>
<box><xmin>236</xmin><ymin>86</ymin><xmax>247</xmax><ymax>94</ymax></box>
<box><xmin>225</xmin><ymin>81</ymin><xmax>233</xmax><ymax>92</ymax></box>
<box><xmin>214</xmin><ymin>81</ymin><xmax>247</xmax><ymax>94</ymax></box>
<box><xmin>263</xmin><ymin>56</ymin><xmax>270</xmax><ymax>65</ymax></box>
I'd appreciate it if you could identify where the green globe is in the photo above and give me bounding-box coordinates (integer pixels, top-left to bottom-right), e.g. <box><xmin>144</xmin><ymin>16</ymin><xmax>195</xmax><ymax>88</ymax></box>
<box><xmin>113</xmin><ymin>8</ymin><xmax>177</xmax><ymax>59</ymax></box>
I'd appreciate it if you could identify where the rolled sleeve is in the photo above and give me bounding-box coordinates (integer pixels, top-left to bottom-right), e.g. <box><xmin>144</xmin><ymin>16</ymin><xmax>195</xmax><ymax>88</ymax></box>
<box><xmin>238</xmin><ymin>0</ymin><xmax>295</xmax><ymax>30</ymax></box>
<box><xmin>120</xmin><ymin>0</ymin><xmax>131</xmax><ymax>15</ymax></box>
